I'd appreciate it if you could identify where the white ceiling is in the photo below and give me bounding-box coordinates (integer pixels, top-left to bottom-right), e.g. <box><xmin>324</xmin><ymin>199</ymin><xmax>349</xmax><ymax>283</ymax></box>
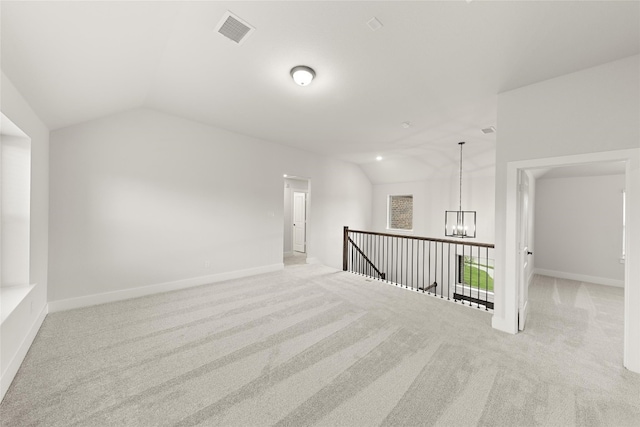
<box><xmin>2</xmin><ymin>1</ymin><xmax>639</xmax><ymax>184</ymax></box>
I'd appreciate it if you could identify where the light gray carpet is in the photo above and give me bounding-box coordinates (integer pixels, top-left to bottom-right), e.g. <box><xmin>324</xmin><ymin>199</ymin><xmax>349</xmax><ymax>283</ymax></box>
<box><xmin>284</xmin><ymin>251</ymin><xmax>307</xmax><ymax>266</ymax></box>
<box><xmin>1</xmin><ymin>265</ymin><xmax>639</xmax><ymax>426</ymax></box>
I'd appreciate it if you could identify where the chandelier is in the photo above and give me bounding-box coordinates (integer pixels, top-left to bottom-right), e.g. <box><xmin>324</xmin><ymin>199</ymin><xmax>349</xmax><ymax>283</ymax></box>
<box><xmin>445</xmin><ymin>142</ymin><xmax>476</xmax><ymax>238</ymax></box>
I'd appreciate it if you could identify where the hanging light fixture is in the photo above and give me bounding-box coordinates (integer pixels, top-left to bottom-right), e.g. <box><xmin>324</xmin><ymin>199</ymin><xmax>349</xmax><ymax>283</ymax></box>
<box><xmin>290</xmin><ymin>66</ymin><xmax>315</xmax><ymax>86</ymax></box>
<box><xmin>445</xmin><ymin>141</ymin><xmax>476</xmax><ymax>238</ymax></box>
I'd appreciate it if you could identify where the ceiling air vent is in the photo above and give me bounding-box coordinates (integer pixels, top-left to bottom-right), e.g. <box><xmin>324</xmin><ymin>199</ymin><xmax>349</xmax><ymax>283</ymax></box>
<box><xmin>216</xmin><ymin>11</ymin><xmax>255</xmax><ymax>45</ymax></box>
<box><xmin>481</xmin><ymin>126</ymin><xmax>496</xmax><ymax>134</ymax></box>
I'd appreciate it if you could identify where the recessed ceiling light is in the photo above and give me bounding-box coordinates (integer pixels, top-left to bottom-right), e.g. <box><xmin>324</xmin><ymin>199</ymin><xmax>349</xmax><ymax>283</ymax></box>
<box><xmin>376</xmin><ymin>156</ymin><xmax>383</xmax><ymax>161</ymax></box>
<box><xmin>290</xmin><ymin>66</ymin><xmax>316</xmax><ymax>86</ymax></box>
<box><xmin>402</xmin><ymin>121</ymin><xmax>411</xmax><ymax>129</ymax></box>
<box><xmin>283</xmin><ymin>174</ymin><xmax>288</xmax><ymax>177</ymax></box>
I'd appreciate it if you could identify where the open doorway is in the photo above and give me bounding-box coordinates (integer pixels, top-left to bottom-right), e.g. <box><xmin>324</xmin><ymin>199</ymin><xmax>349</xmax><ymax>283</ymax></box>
<box><xmin>283</xmin><ymin>176</ymin><xmax>309</xmax><ymax>266</ymax></box>
<box><xmin>1</xmin><ymin>113</ymin><xmax>33</xmax><ymax>322</ymax></box>
<box><xmin>527</xmin><ymin>162</ymin><xmax>626</xmax><ymax>367</ymax></box>
<box><xmin>506</xmin><ymin>151</ymin><xmax>636</xmax><ymax>371</ymax></box>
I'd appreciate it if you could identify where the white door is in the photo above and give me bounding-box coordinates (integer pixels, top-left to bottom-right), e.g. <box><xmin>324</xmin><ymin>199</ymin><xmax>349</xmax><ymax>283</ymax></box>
<box><xmin>518</xmin><ymin>171</ymin><xmax>531</xmax><ymax>331</ymax></box>
<box><xmin>293</xmin><ymin>192</ymin><xmax>306</xmax><ymax>253</ymax></box>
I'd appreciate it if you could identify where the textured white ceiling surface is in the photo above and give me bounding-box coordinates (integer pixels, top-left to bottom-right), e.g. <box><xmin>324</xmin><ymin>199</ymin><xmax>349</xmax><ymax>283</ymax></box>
<box><xmin>2</xmin><ymin>1</ymin><xmax>639</xmax><ymax>183</ymax></box>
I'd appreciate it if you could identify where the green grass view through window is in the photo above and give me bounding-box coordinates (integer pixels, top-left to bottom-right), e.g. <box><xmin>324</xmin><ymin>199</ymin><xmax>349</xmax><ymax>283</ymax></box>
<box><xmin>462</xmin><ymin>256</ymin><xmax>494</xmax><ymax>292</ymax></box>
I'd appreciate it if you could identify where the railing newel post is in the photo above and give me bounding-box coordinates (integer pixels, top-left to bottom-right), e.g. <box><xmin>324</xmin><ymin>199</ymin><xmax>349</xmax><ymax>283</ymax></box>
<box><xmin>343</xmin><ymin>226</ymin><xmax>349</xmax><ymax>271</ymax></box>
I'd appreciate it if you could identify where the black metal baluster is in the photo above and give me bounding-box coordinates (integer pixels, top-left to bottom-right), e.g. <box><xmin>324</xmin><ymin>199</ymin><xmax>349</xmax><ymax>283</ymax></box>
<box><xmin>368</xmin><ymin>233</ymin><xmax>371</xmax><ymax>277</ymax></box>
<box><xmin>356</xmin><ymin>232</ymin><xmax>359</xmax><ymax>275</ymax></box>
<box><xmin>348</xmin><ymin>233</ymin><xmax>351</xmax><ymax>273</ymax></box>
<box><xmin>422</xmin><ymin>240</ymin><xmax>425</xmax><ymax>292</ymax></box>
<box><xmin>476</xmin><ymin>245</ymin><xmax>480</xmax><ymax>308</ymax></box>
<box><xmin>438</xmin><ymin>243</ymin><xmax>443</xmax><ymax>298</ymax></box>
<box><xmin>372</xmin><ymin>234</ymin><xmax>375</xmax><ymax>278</ymax></box>
<box><xmin>394</xmin><ymin>235</ymin><xmax>398</xmax><ymax>285</ymax></box>
<box><xmin>464</xmin><ymin>245</ymin><xmax>471</xmax><ymax>307</ymax></box>
<box><xmin>399</xmin><ymin>237</ymin><xmax>403</xmax><ymax>287</ymax></box>
<box><xmin>411</xmin><ymin>240</ymin><xmax>420</xmax><ymax>290</ymax></box>
<box><xmin>359</xmin><ymin>233</ymin><xmax>363</xmax><ymax>275</ymax></box>
<box><xmin>364</xmin><ymin>233</ymin><xmax>367</xmax><ymax>276</ymax></box>
<box><xmin>485</xmin><ymin>246</ymin><xmax>490</xmax><ymax>310</ymax></box>
<box><xmin>377</xmin><ymin>234</ymin><xmax>380</xmax><ymax>280</ymax></box>
<box><xmin>427</xmin><ymin>241</ymin><xmax>431</xmax><ymax>294</ymax></box>
<box><xmin>459</xmin><ymin>243</ymin><xmax>463</xmax><ymax>304</ymax></box>
<box><xmin>447</xmin><ymin>243</ymin><xmax>451</xmax><ymax>300</ymax></box>
<box><xmin>464</xmin><ymin>244</ymin><xmax>468</xmax><ymax>305</ymax></box>
<box><xmin>413</xmin><ymin>240</ymin><xmax>420</xmax><ymax>290</ymax></box>
<box><xmin>388</xmin><ymin>236</ymin><xmax>391</xmax><ymax>283</ymax></box>
<box><xmin>385</xmin><ymin>235</ymin><xmax>388</xmax><ymax>283</ymax></box>
<box><xmin>366</xmin><ymin>233</ymin><xmax>369</xmax><ymax>277</ymax></box>
<box><xmin>405</xmin><ymin>238</ymin><xmax>409</xmax><ymax>287</ymax></box>
<box><xmin>359</xmin><ymin>233</ymin><xmax>362</xmax><ymax>276</ymax></box>
<box><xmin>434</xmin><ymin>242</ymin><xmax>444</xmax><ymax>296</ymax></box>
<box><xmin>367</xmin><ymin>233</ymin><xmax>370</xmax><ymax>276</ymax></box>
<box><xmin>352</xmin><ymin>234</ymin><xmax>354</xmax><ymax>273</ymax></box>
<box><xmin>410</xmin><ymin>239</ymin><xmax>413</xmax><ymax>290</ymax></box>
<box><xmin>350</xmin><ymin>234</ymin><xmax>354</xmax><ymax>273</ymax></box>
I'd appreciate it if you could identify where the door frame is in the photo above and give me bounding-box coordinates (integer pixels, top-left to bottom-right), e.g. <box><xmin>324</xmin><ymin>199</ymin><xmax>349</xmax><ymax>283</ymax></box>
<box><xmin>283</xmin><ymin>176</ymin><xmax>311</xmax><ymax>259</ymax></box>
<box><xmin>500</xmin><ymin>148</ymin><xmax>639</xmax><ymax>372</ymax></box>
<box><xmin>292</xmin><ymin>190</ymin><xmax>307</xmax><ymax>253</ymax></box>
<box><xmin>517</xmin><ymin>170</ymin><xmax>531</xmax><ymax>331</ymax></box>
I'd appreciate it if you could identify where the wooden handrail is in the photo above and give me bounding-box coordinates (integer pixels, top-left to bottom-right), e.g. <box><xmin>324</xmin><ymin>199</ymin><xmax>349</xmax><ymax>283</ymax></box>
<box><xmin>347</xmin><ymin>228</ymin><xmax>495</xmax><ymax>249</ymax></box>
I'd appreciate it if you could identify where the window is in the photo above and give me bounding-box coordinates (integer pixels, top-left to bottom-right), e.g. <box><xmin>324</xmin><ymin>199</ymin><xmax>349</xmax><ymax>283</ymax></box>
<box><xmin>388</xmin><ymin>195</ymin><xmax>413</xmax><ymax>230</ymax></box>
<box><xmin>456</xmin><ymin>255</ymin><xmax>494</xmax><ymax>292</ymax></box>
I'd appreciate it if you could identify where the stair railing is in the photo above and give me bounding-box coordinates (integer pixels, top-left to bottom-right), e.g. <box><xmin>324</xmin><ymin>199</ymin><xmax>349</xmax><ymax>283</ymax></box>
<box><xmin>343</xmin><ymin>226</ymin><xmax>495</xmax><ymax>310</ymax></box>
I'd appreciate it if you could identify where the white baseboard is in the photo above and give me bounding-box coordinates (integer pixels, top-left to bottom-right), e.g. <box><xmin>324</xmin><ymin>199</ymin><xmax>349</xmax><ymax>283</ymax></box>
<box><xmin>534</xmin><ymin>268</ymin><xmax>624</xmax><ymax>288</ymax></box>
<box><xmin>1</xmin><ymin>303</ymin><xmax>48</xmax><ymax>402</ymax></box>
<box><xmin>49</xmin><ymin>263</ymin><xmax>284</xmax><ymax>313</ymax></box>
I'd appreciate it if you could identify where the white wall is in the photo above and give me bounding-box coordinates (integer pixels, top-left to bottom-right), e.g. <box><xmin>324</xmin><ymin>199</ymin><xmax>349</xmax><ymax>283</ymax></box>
<box><xmin>283</xmin><ymin>178</ymin><xmax>309</xmax><ymax>254</ymax></box>
<box><xmin>534</xmin><ymin>174</ymin><xmax>625</xmax><ymax>286</ymax></box>
<box><xmin>494</xmin><ymin>55</ymin><xmax>640</xmax><ymax>372</ymax></box>
<box><xmin>49</xmin><ymin>108</ymin><xmax>371</xmax><ymax>305</ymax></box>
<box><xmin>372</xmin><ymin>173</ymin><xmax>496</xmax><ymax>244</ymax></box>
<box><xmin>0</xmin><ymin>72</ymin><xmax>50</xmax><ymax>401</ymax></box>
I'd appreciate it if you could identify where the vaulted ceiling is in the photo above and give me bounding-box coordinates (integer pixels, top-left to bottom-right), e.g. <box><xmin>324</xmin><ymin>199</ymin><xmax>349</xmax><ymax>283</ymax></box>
<box><xmin>2</xmin><ymin>1</ymin><xmax>639</xmax><ymax>183</ymax></box>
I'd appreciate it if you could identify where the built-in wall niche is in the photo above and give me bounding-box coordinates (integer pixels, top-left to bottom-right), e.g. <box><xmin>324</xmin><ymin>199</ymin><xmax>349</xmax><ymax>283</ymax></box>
<box><xmin>1</xmin><ymin>113</ymin><xmax>31</xmax><ymax>289</ymax></box>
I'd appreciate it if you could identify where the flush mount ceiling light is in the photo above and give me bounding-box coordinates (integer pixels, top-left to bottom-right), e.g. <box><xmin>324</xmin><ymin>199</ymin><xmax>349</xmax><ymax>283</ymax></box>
<box><xmin>376</xmin><ymin>155</ymin><xmax>383</xmax><ymax>161</ymax></box>
<box><xmin>290</xmin><ymin>66</ymin><xmax>315</xmax><ymax>86</ymax></box>
<box><xmin>445</xmin><ymin>142</ymin><xmax>477</xmax><ymax>238</ymax></box>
